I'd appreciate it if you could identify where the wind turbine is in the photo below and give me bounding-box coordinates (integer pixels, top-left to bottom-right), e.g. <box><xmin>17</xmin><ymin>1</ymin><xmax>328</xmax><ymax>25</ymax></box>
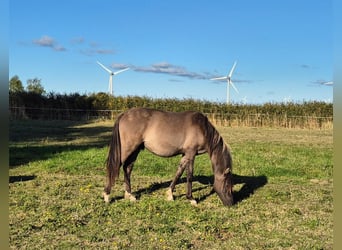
<box><xmin>96</xmin><ymin>61</ymin><xmax>130</xmax><ymax>96</ymax></box>
<box><xmin>210</xmin><ymin>61</ymin><xmax>239</xmax><ymax>104</ymax></box>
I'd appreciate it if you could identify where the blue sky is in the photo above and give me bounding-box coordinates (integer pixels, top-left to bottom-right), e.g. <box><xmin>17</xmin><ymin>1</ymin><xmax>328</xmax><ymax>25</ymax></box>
<box><xmin>9</xmin><ymin>0</ymin><xmax>333</xmax><ymax>104</ymax></box>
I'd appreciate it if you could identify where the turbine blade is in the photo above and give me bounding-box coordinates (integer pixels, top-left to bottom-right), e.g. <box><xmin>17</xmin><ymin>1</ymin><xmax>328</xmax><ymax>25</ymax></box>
<box><xmin>230</xmin><ymin>81</ymin><xmax>239</xmax><ymax>94</ymax></box>
<box><xmin>114</xmin><ymin>67</ymin><xmax>130</xmax><ymax>75</ymax></box>
<box><xmin>228</xmin><ymin>61</ymin><xmax>237</xmax><ymax>78</ymax></box>
<box><xmin>97</xmin><ymin>61</ymin><xmax>113</xmax><ymax>74</ymax></box>
<box><xmin>210</xmin><ymin>76</ymin><xmax>227</xmax><ymax>81</ymax></box>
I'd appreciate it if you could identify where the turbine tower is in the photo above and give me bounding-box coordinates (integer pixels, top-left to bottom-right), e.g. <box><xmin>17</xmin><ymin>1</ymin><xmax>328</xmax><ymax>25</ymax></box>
<box><xmin>96</xmin><ymin>61</ymin><xmax>130</xmax><ymax>96</ymax></box>
<box><xmin>210</xmin><ymin>61</ymin><xmax>239</xmax><ymax>104</ymax></box>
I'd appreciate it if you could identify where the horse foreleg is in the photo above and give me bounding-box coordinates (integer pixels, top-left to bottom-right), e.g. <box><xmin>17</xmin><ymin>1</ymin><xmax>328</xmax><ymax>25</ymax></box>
<box><xmin>167</xmin><ymin>157</ymin><xmax>189</xmax><ymax>201</ymax></box>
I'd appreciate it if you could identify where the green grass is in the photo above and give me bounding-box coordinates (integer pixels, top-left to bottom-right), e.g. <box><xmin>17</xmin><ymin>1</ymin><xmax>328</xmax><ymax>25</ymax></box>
<box><xmin>9</xmin><ymin>120</ymin><xmax>333</xmax><ymax>249</ymax></box>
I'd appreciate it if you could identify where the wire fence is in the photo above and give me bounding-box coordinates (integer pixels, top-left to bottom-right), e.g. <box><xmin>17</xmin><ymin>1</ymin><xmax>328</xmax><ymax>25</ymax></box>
<box><xmin>9</xmin><ymin>106</ymin><xmax>333</xmax><ymax>129</ymax></box>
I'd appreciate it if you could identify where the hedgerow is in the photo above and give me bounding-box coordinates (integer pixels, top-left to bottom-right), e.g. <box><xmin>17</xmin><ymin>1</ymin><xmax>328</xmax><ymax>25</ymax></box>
<box><xmin>9</xmin><ymin>91</ymin><xmax>333</xmax><ymax>128</ymax></box>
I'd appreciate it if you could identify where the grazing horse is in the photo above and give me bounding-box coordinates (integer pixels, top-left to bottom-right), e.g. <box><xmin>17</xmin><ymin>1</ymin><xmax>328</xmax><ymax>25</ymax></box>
<box><xmin>103</xmin><ymin>107</ymin><xmax>234</xmax><ymax>206</ymax></box>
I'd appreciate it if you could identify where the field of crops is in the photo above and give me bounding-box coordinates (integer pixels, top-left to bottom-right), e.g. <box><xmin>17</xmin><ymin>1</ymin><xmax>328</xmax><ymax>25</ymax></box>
<box><xmin>9</xmin><ymin>119</ymin><xmax>333</xmax><ymax>249</ymax></box>
<box><xmin>10</xmin><ymin>92</ymin><xmax>333</xmax><ymax>129</ymax></box>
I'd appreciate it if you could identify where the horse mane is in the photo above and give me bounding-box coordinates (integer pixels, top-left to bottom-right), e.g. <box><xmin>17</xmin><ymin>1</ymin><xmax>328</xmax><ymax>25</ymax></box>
<box><xmin>205</xmin><ymin>120</ymin><xmax>226</xmax><ymax>158</ymax></box>
<box><xmin>194</xmin><ymin>112</ymin><xmax>232</xmax><ymax>171</ymax></box>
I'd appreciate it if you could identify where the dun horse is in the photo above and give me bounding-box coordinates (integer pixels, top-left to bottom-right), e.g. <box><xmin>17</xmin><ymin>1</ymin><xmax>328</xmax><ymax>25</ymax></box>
<box><xmin>104</xmin><ymin>108</ymin><xmax>234</xmax><ymax>206</ymax></box>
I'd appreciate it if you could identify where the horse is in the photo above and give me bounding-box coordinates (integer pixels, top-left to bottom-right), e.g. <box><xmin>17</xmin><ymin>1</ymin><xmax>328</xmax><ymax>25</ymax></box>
<box><xmin>103</xmin><ymin>107</ymin><xmax>234</xmax><ymax>206</ymax></box>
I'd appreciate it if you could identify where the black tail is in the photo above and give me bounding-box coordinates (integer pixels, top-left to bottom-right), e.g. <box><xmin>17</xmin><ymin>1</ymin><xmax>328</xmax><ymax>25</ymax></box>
<box><xmin>104</xmin><ymin>113</ymin><xmax>124</xmax><ymax>194</ymax></box>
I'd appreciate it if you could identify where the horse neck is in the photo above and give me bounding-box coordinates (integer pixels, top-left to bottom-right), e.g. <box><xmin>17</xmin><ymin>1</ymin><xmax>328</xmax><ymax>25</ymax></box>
<box><xmin>209</xmin><ymin>133</ymin><xmax>232</xmax><ymax>175</ymax></box>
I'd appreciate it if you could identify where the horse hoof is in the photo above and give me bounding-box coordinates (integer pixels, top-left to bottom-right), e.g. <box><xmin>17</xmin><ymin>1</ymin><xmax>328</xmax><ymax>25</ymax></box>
<box><xmin>166</xmin><ymin>188</ymin><xmax>174</xmax><ymax>201</ymax></box>
<box><xmin>103</xmin><ymin>192</ymin><xmax>110</xmax><ymax>203</ymax></box>
<box><xmin>189</xmin><ymin>199</ymin><xmax>198</xmax><ymax>206</ymax></box>
<box><xmin>125</xmin><ymin>191</ymin><xmax>137</xmax><ymax>202</ymax></box>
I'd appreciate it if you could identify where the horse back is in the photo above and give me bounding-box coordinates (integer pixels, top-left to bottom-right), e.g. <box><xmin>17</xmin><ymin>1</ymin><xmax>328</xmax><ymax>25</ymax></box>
<box><xmin>119</xmin><ymin>108</ymin><xmax>209</xmax><ymax>156</ymax></box>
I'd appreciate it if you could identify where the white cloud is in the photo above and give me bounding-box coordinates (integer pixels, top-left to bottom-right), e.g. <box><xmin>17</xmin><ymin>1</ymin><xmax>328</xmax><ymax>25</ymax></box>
<box><xmin>33</xmin><ymin>35</ymin><xmax>55</xmax><ymax>47</ymax></box>
<box><xmin>71</xmin><ymin>37</ymin><xmax>85</xmax><ymax>44</ymax></box>
<box><xmin>312</xmin><ymin>79</ymin><xmax>333</xmax><ymax>86</ymax></box>
<box><xmin>111</xmin><ymin>63</ymin><xmax>131</xmax><ymax>69</ymax></box>
<box><xmin>132</xmin><ymin>62</ymin><xmax>210</xmax><ymax>80</ymax></box>
<box><xmin>109</xmin><ymin>61</ymin><xmax>253</xmax><ymax>83</ymax></box>
<box><xmin>80</xmin><ymin>48</ymin><xmax>115</xmax><ymax>56</ymax></box>
<box><xmin>33</xmin><ymin>35</ymin><xmax>66</xmax><ymax>52</ymax></box>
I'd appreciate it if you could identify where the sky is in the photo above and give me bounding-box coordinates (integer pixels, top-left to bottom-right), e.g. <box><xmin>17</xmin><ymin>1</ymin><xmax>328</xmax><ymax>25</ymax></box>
<box><xmin>9</xmin><ymin>0</ymin><xmax>333</xmax><ymax>104</ymax></box>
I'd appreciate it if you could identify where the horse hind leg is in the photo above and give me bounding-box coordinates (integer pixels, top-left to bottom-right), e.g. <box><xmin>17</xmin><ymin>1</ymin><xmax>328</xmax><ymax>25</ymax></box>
<box><xmin>186</xmin><ymin>159</ymin><xmax>197</xmax><ymax>206</ymax></box>
<box><xmin>123</xmin><ymin>163</ymin><xmax>137</xmax><ymax>202</ymax></box>
<box><xmin>123</xmin><ymin>148</ymin><xmax>141</xmax><ymax>202</ymax></box>
<box><xmin>103</xmin><ymin>192</ymin><xmax>110</xmax><ymax>203</ymax></box>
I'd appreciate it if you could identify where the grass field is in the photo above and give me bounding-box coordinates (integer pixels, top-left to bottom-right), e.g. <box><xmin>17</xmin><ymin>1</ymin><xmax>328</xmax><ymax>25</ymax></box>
<box><xmin>9</xmin><ymin>119</ymin><xmax>333</xmax><ymax>249</ymax></box>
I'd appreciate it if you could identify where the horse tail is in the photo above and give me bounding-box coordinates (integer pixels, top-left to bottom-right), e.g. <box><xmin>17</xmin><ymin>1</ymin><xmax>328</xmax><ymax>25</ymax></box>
<box><xmin>104</xmin><ymin>113</ymin><xmax>124</xmax><ymax>195</ymax></box>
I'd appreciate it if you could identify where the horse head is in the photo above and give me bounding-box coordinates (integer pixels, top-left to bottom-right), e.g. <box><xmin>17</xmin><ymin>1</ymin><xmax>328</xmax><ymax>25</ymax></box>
<box><xmin>211</xmin><ymin>142</ymin><xmax>234</xmax><ymax>206</ymax></box>
<box><xmin>214</xmin><ymin>167</ymin><xmax>234</xmax><ymax>206</ymax></box>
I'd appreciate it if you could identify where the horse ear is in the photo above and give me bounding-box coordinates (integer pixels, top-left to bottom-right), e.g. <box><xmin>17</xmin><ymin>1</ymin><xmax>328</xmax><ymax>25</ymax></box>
<box><xmin>224</xmin><ymin>168</ymin><xmax>231</xmax><ymax>175</ymax></box>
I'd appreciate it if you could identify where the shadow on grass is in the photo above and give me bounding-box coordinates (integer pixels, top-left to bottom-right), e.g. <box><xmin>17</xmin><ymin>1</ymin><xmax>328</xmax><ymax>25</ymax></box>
<box><xmin>111</xmin><ymin>174</ymin><xmax>268</xmax><ymax>205</ymax></box>
<box><xmin>10</xmin><ymin>120</ymin><xmax>112</xmax><ymax>143</ymax></box>
<box><xmin>9</xmin><ymin>143</ymin><xmax>108</xmax><ymax>168</ymax></box>
<box><xmin>10</xmin><ymin>120</ymin><xmax>113</xmax><ymax>168</ymax></box>
<box><xmin>232</xmin><ymin>174</ymin><xmax>268</xmax><ymax>204</ymax></box>
<box><xmin>9</xmin><ymin>175</ymin><xmax>37</xmax><ymax>183</ymax></box>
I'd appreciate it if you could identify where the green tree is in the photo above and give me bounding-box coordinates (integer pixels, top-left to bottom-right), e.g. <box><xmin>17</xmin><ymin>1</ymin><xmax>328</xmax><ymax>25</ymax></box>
<box><xmin>9</xmin><ymin>75</ymin><xmax>24</xmax><ymax>93</ymax></box>
<box><xmin>92</xmin><ymin>92</ymin><xmax>111</xmax><ymax>110</ymax></box>
<box><xmin>26</xmin><ymin>78</ymin><xmax>46</xmax><ymax>95</ymax></box>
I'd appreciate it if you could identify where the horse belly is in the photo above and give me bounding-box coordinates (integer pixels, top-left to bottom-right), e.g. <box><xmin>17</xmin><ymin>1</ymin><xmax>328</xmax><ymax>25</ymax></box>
<box><xmin>143</xmin><ymin>132</ymin><xmax>183</xmax><ymax>157</ymax></box>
